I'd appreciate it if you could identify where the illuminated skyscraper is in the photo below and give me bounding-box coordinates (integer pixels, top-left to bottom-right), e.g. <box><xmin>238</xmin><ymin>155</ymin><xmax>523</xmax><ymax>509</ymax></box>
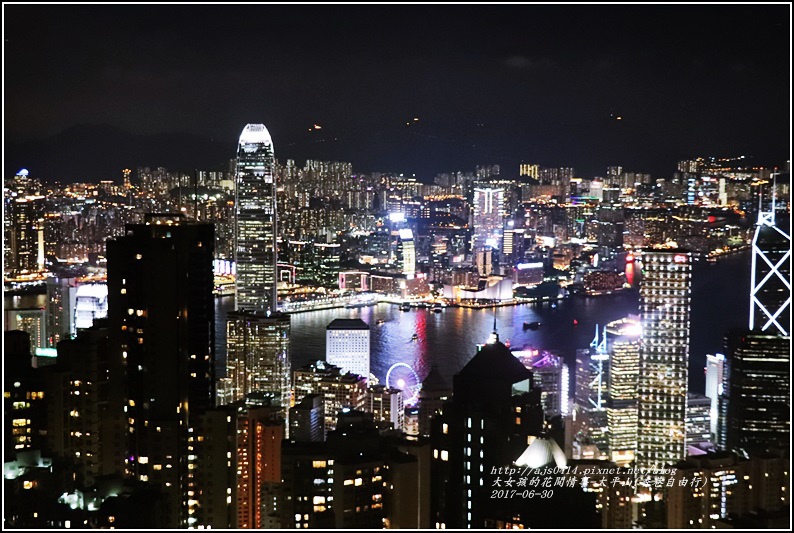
<box><xmin>636</xmin><ymin>250</ymin><xmax>692</xmax><ymax>470</ymax></box>
<box><xmin>606</xmin><ymin>319</ymin><xmax>640</xmax><ymax>466</ymax></box>
<box><xmin>235</xmin><ymin>123</ymin><xmax>278</xmax><ymax>314</ymax></box>
<box><xmin>326</xmin><ymin>318</ymin><xmax>370</xmax><ymax>381</ymax></box>
<box><xmin>224</xmin><ymin>312</ymin><xmax>291</xmax><ymax>412</ymax></box>
<box><xmin>224</xmin><ymin>123</ymin><xmax>292</xmax><ymax>427</ymax></box>
<box><xmin>724</xmin><ymin>330</ymin><xmax>790</xmax><ymax>452</ymax></box>
<box><xmin>704</xmin><ymin>353</ymin><xmax>725</xmax><ymax>439</ymax></box>
<box><xmin>472</xmin><ymin>187</ymin><xmax>505</xmax><ymax>257</ymax></box>
<box><xmin>749</xmin><ymin>182</ymin><xmax>790</xmax><ymax>336</ymax></box>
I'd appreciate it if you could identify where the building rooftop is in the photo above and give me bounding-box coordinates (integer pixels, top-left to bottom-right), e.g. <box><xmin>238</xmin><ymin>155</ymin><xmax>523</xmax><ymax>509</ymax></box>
<box><xmin>458</xmin><ymin>341</ymin><xmax>533</xmax><ymax>384</ymax></box>
<box><xmin>327</xmin><ymin>318</ymin><xmax>370</xmax><ymax>330</ymax></box>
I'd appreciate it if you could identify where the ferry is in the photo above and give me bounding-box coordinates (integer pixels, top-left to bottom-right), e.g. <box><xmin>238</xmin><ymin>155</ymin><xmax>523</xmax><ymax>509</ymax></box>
<box><xmin>399</xmin><ymin>303</ymin><xmax>411</xmax><ymax>311</ymax></box>
<box><xmin>411</xmin><ymin>333</ymin><xmax>419</xmax><ymax>341</ymax></box>
<box><xmin>432</xmin><ymin>303</ymin><xmax>443</xmax><ymax>313</ymax></box>
<box><xmin>523</xmin><ymin>321</ymin><xmax>542</xmax><ymax>330</ymax></box>
<box><xmin>376</xmin><ymin>318</ymin><xmax>386</xmax><ymax>325</ymax></box>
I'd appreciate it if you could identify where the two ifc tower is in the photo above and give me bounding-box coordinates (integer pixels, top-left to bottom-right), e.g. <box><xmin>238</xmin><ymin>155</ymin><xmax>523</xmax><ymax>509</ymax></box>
<box><xmin>219</xmin><ymin>124</ymin><xmax>290</xmax><ymax>409</ymax></box>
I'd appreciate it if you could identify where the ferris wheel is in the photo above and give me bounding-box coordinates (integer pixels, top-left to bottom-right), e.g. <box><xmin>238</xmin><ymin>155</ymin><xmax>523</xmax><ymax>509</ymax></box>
<box><xmin>385</xmin><ymin>362</ymin><xmax>422</xmax><ymax>405</ymax></box>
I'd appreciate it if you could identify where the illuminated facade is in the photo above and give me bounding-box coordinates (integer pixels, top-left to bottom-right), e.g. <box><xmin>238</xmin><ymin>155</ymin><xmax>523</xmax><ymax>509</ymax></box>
<box><xmin>637</xmin><ymin>250</ymin><xmax>692</xmax><ymax>470</ymax></box>
<box><xmin>749</xmin><ymin>197</ymin><xmax>790</xmax><ymax>336</ymax></box>
<box><xmin>607</xmin><ymin>336</ymin><xmax>640</xmax><ymax>465</ymax></box>
<box><xmin>704</xmin><ymin>353</ymin><xmax>725</xmax><ymax>438</ymax></box>
<box><xmin>224</xmin><ymin>312</ymin><xmax>291</xmax><ymax>414</ymax></box>
<box><xmin>472</xmin><ymin>187</ymin><xmax>505</xmax><ymax>255</ymax></box>
<box><xmin>235</xmin><ymin>123</ymin><xmax>279</xmax><ymax>313</ymax></box>
<box><xmin>724</xmin><ymin>330</ymin><xmax>790</xmax><ymax>452</ymax></box>
<box><xmin>325</xmin><ymin>318</ymin><xmax>370</xmax><ymax>382</ymax></box>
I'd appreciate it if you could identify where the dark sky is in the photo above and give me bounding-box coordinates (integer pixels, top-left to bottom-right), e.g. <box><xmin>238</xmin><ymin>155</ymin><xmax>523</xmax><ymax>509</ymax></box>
<box><xmin>5</xmin><ymin>4</ymin><xmax>791</xmax><ymax>180</ymax></box>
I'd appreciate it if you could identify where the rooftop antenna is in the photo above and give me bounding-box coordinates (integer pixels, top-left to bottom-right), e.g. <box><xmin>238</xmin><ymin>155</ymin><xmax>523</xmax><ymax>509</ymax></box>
<box><xmin>193</xmin><ymin>169</ymin><xmax>199</xmax><ymax>221</ymax></box>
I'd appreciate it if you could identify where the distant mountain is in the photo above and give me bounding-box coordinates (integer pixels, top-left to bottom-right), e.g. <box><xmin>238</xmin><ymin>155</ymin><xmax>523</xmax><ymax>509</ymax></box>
<box><xmin>5</xmin><ymin>124</ymin><xmax>236</xmax><ymax>182</ymax></box>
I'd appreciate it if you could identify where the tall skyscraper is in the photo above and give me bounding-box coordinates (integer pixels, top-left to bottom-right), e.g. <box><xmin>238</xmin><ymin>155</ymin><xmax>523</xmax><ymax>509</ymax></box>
<box><xmin>471</xmin><ymin>187</ymin><xmax>505</xmax><ymax>259</ymax></box>
<box><xmin>606</xmin><ymin>318</ymin><xmax>641</xmax><ymax>466</ymax></box>
<box><xmin>724</xmin><ymin>330</ymin><xmax>790</xmax><ymax>452</ymax></box>
<box><xmin>749</xmin><ymin>183</ymin><xmax>790</xmax><ymax>336</ymax></box>
<box><xmin>107</xmin><ymin>214</ymin><xmax>215</xmax><ymax>527</ymax></box>
<box><xmin>325</xmin><ymin>318</ymin><xmax>370</xmax><ymax>380</ymax></box>
<box><xmin>704</xmin><ymin>353</ymin><xmax>726</xmax><ymax>439</ymax></box>
<box><xmin>235</xmin><ymin>123</ymin><xmax>279</xmax><ymax>314</ymax></box>
<box><xmin>724</xmin><ymin>185</ymin><xmax>790</xmax><ymax>453</ymax></box>
<box><xmin>223</xmin><ymin>123</ymin><xmax>293</xmax><ymax>427</ymax></box>
<box><xmin>637</xmin><ymin>250</ymin><xmax>692</xmax><ymax>470</ymax></box>
<box><xmin>224</xmin><ymin>311</ymin><xmax>291</xmax><ymax>410</ymax></box>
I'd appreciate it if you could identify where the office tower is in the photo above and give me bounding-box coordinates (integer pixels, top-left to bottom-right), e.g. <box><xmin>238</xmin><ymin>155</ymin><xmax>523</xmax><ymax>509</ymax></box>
<box><xmin>417</xmin><ymin>366</ymin><xmax>452</xmax><ymax>437</ymax></box>
<box><xmin>572</xmin><ymin>326</ymin><xmax>609</xmax><ymax>456</ymax></box>
<box><xmin>5</xmin><ymin>307</ymin><xmax>46</xmax><ymax>356</ymax></box>
<box><xmin>235</xmin><ymin>123</ymin><xmax>279</xmax><ymax>314</ymax></box>
<box><xmin>430</xmin><ymin>335</ymin><xmax>544</xmax><ymax>529</ymax></box>
<box><xmin>281</xmin><ymin>410</ymin><xmax>421</xmax><ymax>528</ymax></box>
<box><xmin>289</xmin><ymin>394</ymin><xmax>325</xmax><ymax>442</ymax></box>
<box><xmin>398</xmin><ymin>228</ymin><xmax>416</xmax><ymax>278</ymax></box>
<box><xmin>704</xmin><ymin>353</ymin><xmax>725</xmax><ymax>438</ymax></box>
<box><xmin>107</xmin><ymin>214</ymin><xmax>215</xmax><ymax>528</ymax></box>
<box><xmin>637</xmin><ymin>250</ymin><xmax>692</xmax><ymax>470</ymax></box>
<box><xmin>749</xmin><ymin>189</ymin><xmax>790</xmax><ymax>336</ymax></box>
<box><xmin>224</xmin><ymin>311</ymin><xmax>291</xmax><ymax>410</ymax></box>
<box><xmin>686</xmin><ymin>393</ymin><xmax>713</xmax><ymax>449</ymax></box>
<box><xmin>73</xmin><ymin>283</ymin><xmax>109</xmax><ymax>332</ymax></box>
<box><xmin>472</xmin><ymin>187</ymin><xmax>505</xmax><ymax>256</ymax></box>
<box><xmin>724</xmin><ymin>330</ymin><xmax>790</xmax><ymax>451</ymax></box>
<box><xmin>364</xmin><ymin>384</ymin><xmax>405</xmax><ymax>431</ymax></box>
<box><xmin>45</xmin><ymin>277</ymin><xmax>78</xmax><ymax>347</ymax></box>
<box><xmin>10</xmin><ymin>197</ymin><xmax>40</xmax><ymax>274</ymax></box>
<box><xmin>666</xmin><ymin>451</ymin><xmax>789</xmax><ymax>529</ymax></box>
<box><xmin>325</xmin><ymin>318</ymin><xmax>371</xmax><ymax>381</ymax></box>
<box><xmin>293</xmin><ymin>360</ymin><xmax>367</xmax><ymax>434</ymax></box>
<box><xmin>606</xmin><ymin>317</ymin><xmax>640</xmax><ymax>466</ymax></box>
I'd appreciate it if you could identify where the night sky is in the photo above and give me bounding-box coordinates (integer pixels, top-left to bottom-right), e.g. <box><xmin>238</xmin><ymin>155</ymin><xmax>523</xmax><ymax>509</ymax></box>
<box><xmin>5</xmin><ymin>4</ymin><xmax>791</xmax><ymax>181</ymax></box>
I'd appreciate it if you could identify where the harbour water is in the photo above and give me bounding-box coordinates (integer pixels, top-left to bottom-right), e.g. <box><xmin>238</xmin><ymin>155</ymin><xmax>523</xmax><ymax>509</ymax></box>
<box><xmin>6</xmin><ymin>251</ymin><xmax>752</xmax><ymax>397</ymax></box>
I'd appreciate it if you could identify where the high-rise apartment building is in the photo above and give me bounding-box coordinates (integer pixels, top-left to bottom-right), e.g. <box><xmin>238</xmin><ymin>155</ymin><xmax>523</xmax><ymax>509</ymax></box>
<box><xmin>293</xmin><ymin>360</ymin><xmax>367</xmax><ymax>435</ymax></box>
<box><xmin>107</xmin><ymin>214</ymin><xmax>215</xmax><ymax>528</ymax></box>
<box><xmin>325</xmin><ymin>318</ymin><xmax>370</xmax><ymax>381</ymax></box>
<box><xmin>235</xmin><ymin>123</ymin><xmax>279</xmax><ymax>314</ymax></box>
<box><xmin>636</xmin><ymin>250</ymin><xmax>692</xmax><ymax>470</ymax></box>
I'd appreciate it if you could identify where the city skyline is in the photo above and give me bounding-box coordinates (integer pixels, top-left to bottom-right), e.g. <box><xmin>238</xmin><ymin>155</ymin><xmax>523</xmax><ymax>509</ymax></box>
<box><xmin>4</xmin><ymin>4</ymin><xmax>791</xmax><ymax>181</ymax></box>
<box><xmin>3</xmin><ymin>3</ymin><xmax>791</xmax><ymax>530</ymax></box>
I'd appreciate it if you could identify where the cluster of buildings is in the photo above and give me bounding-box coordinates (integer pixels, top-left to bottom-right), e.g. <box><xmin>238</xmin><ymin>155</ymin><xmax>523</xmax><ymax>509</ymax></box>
<box><xmin>3</xmin><ymin>123</ymin><xmax>790</xmax><ymax>529</ymax></box>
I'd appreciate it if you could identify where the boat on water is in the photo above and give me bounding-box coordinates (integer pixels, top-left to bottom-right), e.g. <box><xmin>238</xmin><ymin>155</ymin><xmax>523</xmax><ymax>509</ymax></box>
<box><xmin>432</xmin><ymin>303</ymin><xmax>443</xmax><ymax>313</ymax></box>
<box><xmin>399</xmin><ymin>303</ymin><xmax>411</xmax><ymax>311</ymax></box>
<box><xmin>523</xmin><ymin>321</ymin><xmax>542</xmax><ymax>330</ymax></box>
<box><xmin>411</xmin><ymin>333</ymin><xmax>419</xmax><ymax>341</ymax></box>
<box><xmin>376</xmin><ymin>319</ymin><xmax>386</xmax><ymax>325</ymax></box>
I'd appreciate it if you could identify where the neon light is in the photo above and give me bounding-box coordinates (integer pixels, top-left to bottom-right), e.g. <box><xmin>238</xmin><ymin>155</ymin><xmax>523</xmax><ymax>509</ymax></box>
<box><xmin>673</xmin><ymin>254</ymin><xmax>687</xmax><ymax>263</ymax></box>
